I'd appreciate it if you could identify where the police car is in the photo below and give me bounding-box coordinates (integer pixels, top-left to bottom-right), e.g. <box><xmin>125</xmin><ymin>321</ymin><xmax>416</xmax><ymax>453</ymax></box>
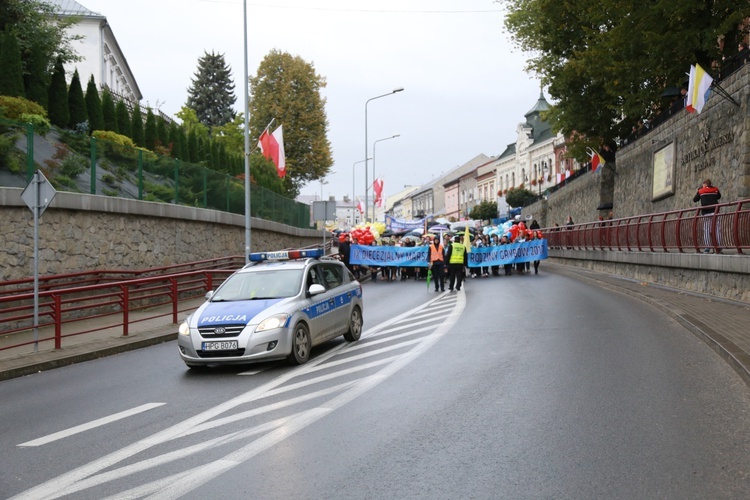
<box><xmin>178</xmin><ymin>248</ymin><xmax>363</xmax><ymax>368</ymax></box>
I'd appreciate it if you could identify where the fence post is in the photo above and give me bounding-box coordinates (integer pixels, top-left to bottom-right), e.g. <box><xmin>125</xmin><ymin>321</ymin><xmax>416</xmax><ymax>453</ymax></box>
<box><xmin>171</xmin><ymin>277</ymin><xmax>179</xmax><ymax>324</ymax></box>
<box><xmin>25</xmin><ymin>123</ymin><xmax>34</xmax><ymax>182</ymax></box>
<box><xmin>54</xmin><ymin>294</ymin><xmax>62</xmax><ymax>349</ymax></box>
<box><xmin>226</xmin><ymin>175</ymin><xmax>230</xmax><ymax>212</ymax></box>
<box><xmin>90</xmin><ymin>136</ymin><xmax>97</xmax><ymax>194</ymax></box>
<box><xmin>121</xmin><ymin>285</ymin><xmax>129</xmax><ymax>337</ymax></box>
<box><xmin>138</xmin><ymin>149</ymin><xmax>143</xmax><ymax>200</ymax></box>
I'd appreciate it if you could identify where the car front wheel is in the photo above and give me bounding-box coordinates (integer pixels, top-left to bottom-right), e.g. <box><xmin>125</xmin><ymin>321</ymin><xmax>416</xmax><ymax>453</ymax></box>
<box><xmin>288</xmin><ymin>323</ymin><xmax>311</xmax><ymax>365</ymax></box>
<box><xmin>344</xmin><ymin>306</ymin><xmax>362</xmax><ymax>342</ymax></box>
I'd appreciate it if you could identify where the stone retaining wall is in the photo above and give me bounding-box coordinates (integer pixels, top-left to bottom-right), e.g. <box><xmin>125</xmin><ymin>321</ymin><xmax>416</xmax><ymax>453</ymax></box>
<box><xmin>0</xmin><ymin>188</ymin><xmax>323</xmax><ymax>282</ymax></box>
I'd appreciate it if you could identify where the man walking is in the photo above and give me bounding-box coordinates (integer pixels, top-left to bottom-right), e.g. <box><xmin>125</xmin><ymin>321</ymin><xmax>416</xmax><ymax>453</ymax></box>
<box><xmin>428</xmin><ymin>235</ymin><xmax>445</xmax><ymax>292</ymax></box>
<box><xmin>446</xmin><ymin>234</ymin><xmax>467</xmax><ymax>292</ymax></box>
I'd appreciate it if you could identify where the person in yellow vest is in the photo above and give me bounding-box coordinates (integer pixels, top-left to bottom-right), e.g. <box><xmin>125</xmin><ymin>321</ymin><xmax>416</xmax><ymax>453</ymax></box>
<box><xmin>428</xmin><ymin>235</ymin><xmax>446</xmax><ymax>292</ymax></box>
<box><xmin>445</xmin><ymin>234</ymin><xmax>468</xmax><ymax>292</ymax></box>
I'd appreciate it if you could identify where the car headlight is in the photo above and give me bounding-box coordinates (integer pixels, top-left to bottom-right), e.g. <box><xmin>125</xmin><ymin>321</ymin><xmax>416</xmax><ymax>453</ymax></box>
<box><xmin>256</xmin><ymin>314</ymin><xmax>289</xmax><ymax>332</ymax></box>
<box><xmin>178</xmin><ymin>320</ymin><xmax>191</xmax><ymax>336</ymax></box>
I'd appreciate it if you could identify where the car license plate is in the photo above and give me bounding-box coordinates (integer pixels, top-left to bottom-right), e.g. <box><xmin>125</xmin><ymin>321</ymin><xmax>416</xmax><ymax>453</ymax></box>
<box><xmin>202</xmin><ymin>340</ymin><xmax>238</xmax><ymax>351</ymax></box>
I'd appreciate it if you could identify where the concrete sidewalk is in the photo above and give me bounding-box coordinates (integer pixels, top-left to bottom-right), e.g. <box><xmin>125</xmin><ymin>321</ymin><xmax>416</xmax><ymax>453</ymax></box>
<box><xmin>1</xmin><ymin>264</ymin><xmax>749</xmax><ymax>384</ymax></box>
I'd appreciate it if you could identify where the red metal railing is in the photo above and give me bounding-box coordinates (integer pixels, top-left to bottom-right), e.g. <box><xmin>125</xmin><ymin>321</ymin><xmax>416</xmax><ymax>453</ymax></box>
<box><xmin>544</xmin><ymin>199</ymin><xmax>750</xmax><ymax>254</ymax></box>
<box><xmin>0</xmin><ymin>269</ymin><xmax>236</xmax><ymax>352</ymax></box>
<box><xmin>0</xmin><ymin>246</ymin><xmax>325</xmax><ymax>354</ymax></box>
<box><xmin>0</xmin><ymin>255</ymin><xmax>245</xmax><ymax>296</ymax></box>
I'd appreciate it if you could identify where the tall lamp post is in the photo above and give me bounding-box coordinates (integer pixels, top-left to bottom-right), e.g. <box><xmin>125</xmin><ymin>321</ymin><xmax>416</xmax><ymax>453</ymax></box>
<box><xmin>365</xmin><ymin>87</ymin><xmax>404</xmax><ymax>223</ymax></box>
<box><xmin>352</xmin><ymin>157</ymin><xmax>370</xmax><ymax>228</ymax></box>
<box><xmin>371</xmin><ymin>134</ymin><xmax>400</xmax><ymax>222</ymax></box>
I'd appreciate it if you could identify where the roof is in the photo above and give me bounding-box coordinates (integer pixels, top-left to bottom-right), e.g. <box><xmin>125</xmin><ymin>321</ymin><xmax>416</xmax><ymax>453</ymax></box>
<box><xmin>45</xmin><ymin>0</ymin><xmax>103</xmax><ymax>17</ymax></box>
<box><xmin>523</xmin><ymin>91</ymin><xmax>553</xmax><ymax>142</ymax></box>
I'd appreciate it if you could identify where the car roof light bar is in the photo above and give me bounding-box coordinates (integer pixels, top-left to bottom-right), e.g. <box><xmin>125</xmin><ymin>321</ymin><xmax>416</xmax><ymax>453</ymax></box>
<box><xmin>248</xmin><ymin>248</ymin><xmax>324</xmax><ymax>262</ymax></box>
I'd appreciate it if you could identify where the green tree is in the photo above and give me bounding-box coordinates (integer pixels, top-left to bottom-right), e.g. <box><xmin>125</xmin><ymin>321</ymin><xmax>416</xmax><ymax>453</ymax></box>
<box><xmin>1</xmin><ymin>0</ymin><xmax>82</xmax><ymax>105</ymax></box>
<box><xmin>468</xmin><ymin>200</ymin><xmax>499</xmax><ymax>221</ymax></box>
<box><xmin>24</xmin><ymin>49</ymin><xmax>48</xmax><ymax>108</ymax></box>
<box><xmin>167</xmin><ymin>121</ymin><xmax>179</xmax><ymax>156</ymax></box>
<box><xmin>131</xmin><ymin>102</ymin><xmax>144</xmax><ymax>147</ymax></box>
<box><xmin>156</xmin><ymin>115</ymin><xmax>168</xmax><ymax>149</ymax></box>
<box><xmin>144</xmin><ymin>107</ymin><xmax>157</xmax><ymax>150</ymax></box>
<box><xmin>101</xmin><ymin>87</ymin><xmax>116</xmax><ymax>132</ymax></box>
<box><xmin>187</xmin><ymin>127</ymin><xmax>198</xmax><ymax>163</ymax></box>
<box><xmin>505</xmin><ymin>187</ymin><xmax>536</xmax><ymax>209</ymax></box>
<box><xmin>249</xmin><ymin>49</ymin><xmax>332</xmax><ymax>197</ymax></box>
<box><xmin>84</xmin><ymin>75</ymin><xmax>104</xmax><ymax>133</ymax></box>
<box><xmin>46</xmin><ymin>55</ymin><xmax>68</xmax><ymax>128</ymax></box>
<box><xmin>67</xmin><ymin>68</ymin><xmax>87</xmax><ymax>129</ymax></box>
<box><xmin>185</xmin><ymin>50</ymin><xmax>236</xmax><ymax>130</ymax></box>
<box><xmin>115</xmin><ymin>99</ymin><xmax>131</xmax><ymax>138</ymax></box>
<box><xmin>503</xmin><ymin>0</ymin><xmax>750</xmax><ymax>156</ymax></box>
<box><xmin>0</xmin><ymin>26</ymin><xmax>25</xmax><ymax>97</ymax></box>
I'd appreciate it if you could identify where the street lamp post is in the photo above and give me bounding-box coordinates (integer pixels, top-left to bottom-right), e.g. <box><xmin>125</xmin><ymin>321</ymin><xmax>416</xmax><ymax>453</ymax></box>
<box><xmin>352</xmin><ymin>158</ymin><xmax>370</xmax><ymax>228</ymax></box>
<box><xmin>365</xmin><ymin>87</ymin><xmax>404</xmax><ymax>223</ymax></box>
<box><xmin>371</xmin><ymin>134</ymin><xmax>400</xmax><ymax>223</ymax></box>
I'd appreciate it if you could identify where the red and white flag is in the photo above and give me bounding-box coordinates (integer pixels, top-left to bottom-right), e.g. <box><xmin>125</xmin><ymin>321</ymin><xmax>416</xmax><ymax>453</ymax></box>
<box><xmin>373</xmin><ymin>178</ymin><xmax>384</xmax><ymax>206</ymax></box>
<box><xmin>258</xmin><ymin>125</ymin><xmax>286</xmax><ymax>178</ymax></box>
<box><xmin>356</xmin><ymin>197</ymin><xmax>364</xmax><ymax>214</ymax></box>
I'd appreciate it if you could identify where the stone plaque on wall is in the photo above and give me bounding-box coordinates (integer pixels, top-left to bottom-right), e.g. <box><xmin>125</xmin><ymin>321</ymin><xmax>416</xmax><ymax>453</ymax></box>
<box><xmin>652</xmin><ymin>142</ymin><xmax>675</xmax><ymax>201</ymax></box>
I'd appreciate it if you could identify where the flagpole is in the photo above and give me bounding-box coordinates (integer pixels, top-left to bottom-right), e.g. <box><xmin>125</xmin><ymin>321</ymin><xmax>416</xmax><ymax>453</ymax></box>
<box><xmin>243</xmin><ymin>0</ymin><xmax>251</xmax><ymax>263</ymax></box>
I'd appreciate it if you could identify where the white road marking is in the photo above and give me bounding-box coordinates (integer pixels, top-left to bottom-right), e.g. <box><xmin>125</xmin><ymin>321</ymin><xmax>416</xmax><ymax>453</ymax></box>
<box><xmin>237</xmin><ymin>369</ymin><xmax>266</xmax><ymax>376</ymax></box>
<box><xmin>17</xmin><ymin>403</ymin><xmax>166</xmax><ymax>447</ymax></box>
<box><xmin>11</xmin><ymin>292</ymin><xmax>466</xmax><ymax>500</ymax></box>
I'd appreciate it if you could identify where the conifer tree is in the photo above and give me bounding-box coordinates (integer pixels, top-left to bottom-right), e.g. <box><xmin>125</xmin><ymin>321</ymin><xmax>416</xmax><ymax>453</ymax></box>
<box><xmin>85</xmin><ymin>75</ymin><xmax>104</xmax><ymax>133</ymax></box>
<box><xmin>101</xmin><ymin>87</ymin><xmax>117</xmax><ymax>132</ymax></box>
<box><xmin>178</xmin><ymin>127</ymin><xmax>189</xmax><ymax>162</ymax></box>
<box><xmin>156</xmin><ymin>116</ymin><xmax>168</xmax><ymax>149</ymax></box>
<box><xmin>144</xmin><ymin>108</ymin><xmax>157</xmax><ymax>150</ymax></box>
<box><xmin>24</xmin><ymin>50</ymin><xmax>48</xmax><ymax>108</ymax></box>
<box><xmin>185</xmin><ymin>51</ymin><xmax>237</xmax><ymax>130</ymax></box>
<box><xmin>168</xmin><ymin>121</ymin><xmax>179</xmax><ymax>156</ymax></box>
<box><xmin>47</xmin><ymin>56</ymin><xmax>68</xmax><ymax>128</ymax></box>
<box><xmin>0</xmin><ymin>27</ymin><xmax>25</xmax><ymax>98</ymax></box>
<box><xmin>67</xmin><ymin>69</ymin><xmax>87</xmax><ymax>129</ymax></box>
<box><xmin>115</xmin><ymin>99</ymin><xmax>131</xmax><ymax>138</ymax></box>
<box><xmin>131</xmin><ymin>102</ymin><xmax>144</xmax><ymax>147</ymax></box>
<box><xmin>187</xmin><ymin>128</ymin><xmax>198</xmax><ymax>163</ymax></box>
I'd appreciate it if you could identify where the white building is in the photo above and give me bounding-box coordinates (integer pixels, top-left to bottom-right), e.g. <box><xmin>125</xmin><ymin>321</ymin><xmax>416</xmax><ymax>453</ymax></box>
<box><xmin>495</xmin><ymin>92</ymin><xmax>568</xmax><ymax>197</ymax></box>
<box><xmin>47</xmin><ymin>0</ymin><xmax>142</xmax><ymax>104</ymax></box>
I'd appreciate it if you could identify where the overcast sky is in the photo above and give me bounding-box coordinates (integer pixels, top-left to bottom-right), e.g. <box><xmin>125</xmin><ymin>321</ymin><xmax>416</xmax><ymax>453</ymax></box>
<box><xmin>76</xmin><ymin>0</ymin><xmax>543</xmax><ymax>204</ymax></box>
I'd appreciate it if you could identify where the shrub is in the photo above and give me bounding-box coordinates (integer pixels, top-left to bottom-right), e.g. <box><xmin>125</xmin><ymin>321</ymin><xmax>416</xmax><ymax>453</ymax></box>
<box><xmin>44</xmin><ymin>142</ymin><xmax>88</xmax><ymax>179</ymax></box>
<box><xmin>92</xmin><ymin>129</ymin><xmax>135</xmax><ymax>148</ymax></box>
<box><xmin>0</xmin><ymin>95</ymin><xmax>47</xmax><ymax>120</ymax></box>
<box><xmin>102</xmin><ymin>173</ymin><xmax>116</xmax><ymax>185</ymax></box>
<box><xmin>20</xmin><ymin>113</ymin><xmax>51</xmax><ymax>136</ymax></box>
<box><xmin>0</xmin><ymin>133</ymin><xmax>22</xmax><ymax>172</ymax></box>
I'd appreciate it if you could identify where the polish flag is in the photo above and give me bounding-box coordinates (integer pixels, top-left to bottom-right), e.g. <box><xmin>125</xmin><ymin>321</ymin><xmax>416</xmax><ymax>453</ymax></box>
<box><xmin>356</xmin><ymin>197</ymin><xmax>364</xmax><ymax>214</ymax></box>
<box><xmin>258</xmin><ymin>125</ymin><xmax>286</xmax><ymax>178</ymax></box>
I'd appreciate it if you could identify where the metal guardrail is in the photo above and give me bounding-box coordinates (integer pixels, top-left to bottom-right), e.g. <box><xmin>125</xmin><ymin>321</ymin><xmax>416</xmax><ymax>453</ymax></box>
<box><xmin>543</xmin><ymin>199</ymin><xmax>750</xmax><ymax>254</ymax></box>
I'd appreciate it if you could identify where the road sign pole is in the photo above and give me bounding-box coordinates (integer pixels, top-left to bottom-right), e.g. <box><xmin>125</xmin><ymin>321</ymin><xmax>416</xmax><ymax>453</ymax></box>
<box><xmin>33</xmin><ymin>171</ymin><xmax>40</xmax><ymax>352</ymax></box>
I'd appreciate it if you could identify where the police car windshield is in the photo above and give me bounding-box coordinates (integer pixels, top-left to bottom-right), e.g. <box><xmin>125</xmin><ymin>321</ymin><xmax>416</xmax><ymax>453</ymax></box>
<box><xmin>212</xmin><ymin>269</ymin><xmax>303</xmax><ymax>301</ymax></box>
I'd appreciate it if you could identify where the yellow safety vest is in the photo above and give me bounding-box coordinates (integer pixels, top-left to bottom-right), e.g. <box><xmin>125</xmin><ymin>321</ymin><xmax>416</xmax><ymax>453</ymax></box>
<box><xmin>449</xmin><ymin>243</ymin><xmax>466</xmax><ymax>264</ymax></box>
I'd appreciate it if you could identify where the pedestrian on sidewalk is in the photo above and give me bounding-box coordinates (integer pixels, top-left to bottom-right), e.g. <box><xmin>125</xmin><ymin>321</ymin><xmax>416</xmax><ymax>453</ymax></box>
<box><xmin>693</xmin><ymin>178</ymin><xmax>721</xmax><ymax>253</ymax></box>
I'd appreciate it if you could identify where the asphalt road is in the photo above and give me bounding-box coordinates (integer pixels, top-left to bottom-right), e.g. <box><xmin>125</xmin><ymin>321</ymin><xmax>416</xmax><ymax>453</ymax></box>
<box><xmin>3</xmin><ymin>271</ymin><xmax>750</xmax><ymax>499</ymax></box>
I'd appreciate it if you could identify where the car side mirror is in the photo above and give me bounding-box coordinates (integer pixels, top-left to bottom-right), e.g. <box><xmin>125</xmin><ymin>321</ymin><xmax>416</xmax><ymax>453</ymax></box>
<box><xmin>205</xmin><ymin>290</ymin><xmax>214</xmax><ymax>300</ymax></box>
<box><xmin>308</xmin><ymin>284</ymin><xmax>326</xmax><ymax>296</ymax></box>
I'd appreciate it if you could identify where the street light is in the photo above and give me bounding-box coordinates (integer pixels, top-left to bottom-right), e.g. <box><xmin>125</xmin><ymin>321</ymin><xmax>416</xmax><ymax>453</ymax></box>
<box><xmin>365</xmin><ymin>87</ymin><xmax>404</xmax><ymax>223</ymax></box>
<box><xmin>352</xmin><ymin>157</ymin><xmax>370</xmax><ymax>227</ymax></box>
<box><xmin>372</xmin><ymin>134</ymin><xmax>400</xmax><ymax>222</ymax></box>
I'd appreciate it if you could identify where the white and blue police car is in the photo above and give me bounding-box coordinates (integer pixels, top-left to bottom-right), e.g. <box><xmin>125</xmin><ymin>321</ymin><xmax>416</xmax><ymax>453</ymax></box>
<box><xmin>178</xmin><ymin>248</ymin><xmax>363</xmax><ymax>368</ymax></box>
